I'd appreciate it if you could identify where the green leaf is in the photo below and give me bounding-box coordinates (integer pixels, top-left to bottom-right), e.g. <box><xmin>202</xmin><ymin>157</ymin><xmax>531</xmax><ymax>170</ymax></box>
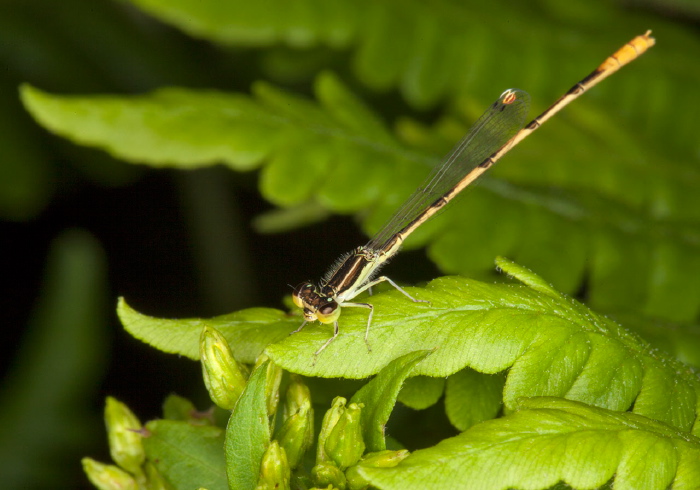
<box><xmin>117</xmin><ymin>297</ymin><xmax>291</xmax><ymax>362</ymax></box>
<box><xmin>445</xmin><ymin>369</ymin><xmax>505</xmax><ymax>432</ymax></box>
<box><xmin>496</xmin><ymin>256</ymin><xmax>562</xmax><ymax>299</ymax></box>
<box><xmin>18</xmin><ymin>76</ymin><xmax>413</xmax><ymax>214</ymax></box>
<box><xmin>162</xmin><ymin>394</ymin><xmax>200</xmax><ymax>422</ymax></box>
<box><xmin>143</xmin><ymin>420</ymin><xmax>226</xmax><ymax>490</ymax></box>
<box><xmin>20</xmin><ymin>84</ymin><xmax>277</xmax><ymax>171</ymax></box>
<box><xmin>225</xmin><ymin>361</ymin><xmax>271</xmax><ymax>490</ymax></box>
<box><xmin>397</xmin><ymin>376</ymin><xmax>445</xmax><ymax>411</ymax></box>
<box><xmin>265</xmin><ymin>273</ymin><xmax>700</xmax><ymax>433</ymax></box>
<box><xmin>351</xmin><ymin>350</ymin><xmax>431</xmax><ymax>451</ymax></box>
<box><xmin>360</xmin><ymin>398</ymin><xmax>700</xmax><ymax>490</ymax></box>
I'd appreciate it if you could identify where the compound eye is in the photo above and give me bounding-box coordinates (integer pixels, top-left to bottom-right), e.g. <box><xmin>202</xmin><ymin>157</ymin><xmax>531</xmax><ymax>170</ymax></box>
<box><xmin>319</xmin><ymin>301</ymin><xmax>335</xmax><ymax>316</ymax></box>
<box><xmin>293</xmin><ymin>282</ymin><xmax>314</xmax><ymax>308</ymax></box>
<box><xmin>317</xmin><ymin>299</ymin><xmax>341</xmax><ymax>324</ymax></box>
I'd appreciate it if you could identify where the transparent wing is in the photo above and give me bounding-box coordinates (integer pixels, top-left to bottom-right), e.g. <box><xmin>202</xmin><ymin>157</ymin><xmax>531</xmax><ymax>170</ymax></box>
<box><xmin>366</xmin><ymin>89</ymin><xmax>531</xmax><ymax>250</ymax></box>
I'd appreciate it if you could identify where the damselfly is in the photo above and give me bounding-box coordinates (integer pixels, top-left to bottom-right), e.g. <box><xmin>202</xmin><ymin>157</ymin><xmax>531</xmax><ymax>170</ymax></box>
<box><xmin>292</xmin><ymin>31</ymin><xmax>655</xmax><ymax>356</ymax></box>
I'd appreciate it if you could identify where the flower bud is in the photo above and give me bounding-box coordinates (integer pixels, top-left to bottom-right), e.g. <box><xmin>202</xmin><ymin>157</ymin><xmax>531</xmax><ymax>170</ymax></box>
<box><xmin>276</xmin><ymin>405</ymin><xmax>312</xmax><ymax>469</ymax></box>
<box><xmin>311</xmin><ymin>461</ymin><xmax>346</xmax><ymax>489</ymax></box>
<box><xmin>256</xmin><ymin>440</ymin><xmax>290</xmax><ymax>490</ymax></box>
<box><xmin>82</xmin><ymin>458</ymin><xmax>137</xmax><ymax>490</ymax></box>
<box><xmin>324</xmin><ymin>403</ymin><xmax>365</xmax><ymax>470</ymax></box>
<box><xmin>284</xmin><ymin>374</ymin><xmax>311</xmax><ymax>417</ymax></box>
<box><xmin>316</xmin><ymin>397</ymin><xmax>346</xmax><ymax>463</ymax></box>
<box><xmin>200</xmin><ymin>325</ymin><xmax>247</xmax><ymax>410</ymax></box>
<box><xmin>104</xmin><ymin>397</ymin><xmax>145</xmax><ymax>475</ymax></box>
<box><xmin>255</xmin><ymin>354</ymin><xmax>283</xmax><ymax>416</ymax></box>
<box><xmin>346</xmin><ymin>450</ymin><xmax>410</xmax><ymax>490</ymax></box>
<box><xmin>276</xmin><ymin>375</ymin><xmax>313</xmax><ymax>468</ymax></box>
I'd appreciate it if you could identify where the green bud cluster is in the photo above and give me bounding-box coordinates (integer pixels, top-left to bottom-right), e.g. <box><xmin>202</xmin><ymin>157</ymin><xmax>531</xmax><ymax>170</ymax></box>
<box><xmin>88</xmin><ymin>326</ymin><xmax>414</xmax><ymax>490</ymax></box>
<box><xmin>308</xmin><ymin>396</ymin><xmax>368</xmax><ymax>489</ymax></box>
<box><xmin>324</xmin><ymin>401</ymin><xmax>365</xmax><ymax>470</ymax></box>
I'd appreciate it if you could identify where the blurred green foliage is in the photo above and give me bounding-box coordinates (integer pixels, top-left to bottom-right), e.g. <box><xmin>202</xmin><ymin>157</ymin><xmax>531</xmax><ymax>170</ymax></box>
<box><xmin>3</xmin><ymin>0</ymin><xmax>700</xmax><ymax>488</ymax></box>
<box><xmin>16</xmin><ymin>0</ymin><xmax>700</xmax><ymax>322</ymax></box>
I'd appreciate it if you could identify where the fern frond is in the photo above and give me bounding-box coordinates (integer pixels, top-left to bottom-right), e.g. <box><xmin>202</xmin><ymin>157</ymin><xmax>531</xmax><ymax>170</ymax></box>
<box><xmin>361</xmin><ymin>397</ymin><xmax>700</xmax><ymax>490</ymax></box>
<box><xmin>118</xmin><ymin>263</ymin><xmax>700</xmax><ymax>434</ymax></box>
